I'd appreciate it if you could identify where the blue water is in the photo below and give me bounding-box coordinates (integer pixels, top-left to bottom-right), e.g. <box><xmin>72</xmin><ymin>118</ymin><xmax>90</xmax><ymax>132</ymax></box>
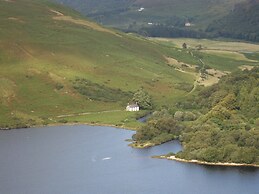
<box><xmin>0</xmin><ymin>125</ymin><xmax>258</xmax><ymax>194</ymax></box>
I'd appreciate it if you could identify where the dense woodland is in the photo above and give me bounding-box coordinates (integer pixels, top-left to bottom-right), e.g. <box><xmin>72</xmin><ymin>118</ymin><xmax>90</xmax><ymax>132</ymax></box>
<box><xmin>132</xmin><ymin>25</ymin><xmax>208</xmax><ymax>39</ymax></box>
<box><xmin>133</xmin><ymin>67</ymin><xmax>259</xmax><ymax>164</ymax></box>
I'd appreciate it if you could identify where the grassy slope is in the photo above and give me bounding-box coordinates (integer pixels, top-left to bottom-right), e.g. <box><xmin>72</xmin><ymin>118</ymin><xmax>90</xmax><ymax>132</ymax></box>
<box><xmin>0</xmin><ymin>0</ymin><xmax>194</xmax><ymax>129</ymax></box>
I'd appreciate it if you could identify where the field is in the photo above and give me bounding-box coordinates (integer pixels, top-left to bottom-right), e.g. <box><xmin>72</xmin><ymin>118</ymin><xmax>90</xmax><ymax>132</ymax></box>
<box><xmin>151</xmin><ymin>38</ymin><xmax>259</xmax><ymax>71</ymax></box>
<box><xmin>0</xmin><ymin>0</ymin><xmax>258</xmax><ymax>130</ymax></box>
<box><xmin>158</xmin><ymin>38</ymin><xmax>259</xmax><ymax>52</ymax></box>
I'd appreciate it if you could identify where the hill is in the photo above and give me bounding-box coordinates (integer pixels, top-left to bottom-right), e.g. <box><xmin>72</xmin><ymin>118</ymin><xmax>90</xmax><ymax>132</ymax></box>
<box><xmin>207</xmin><ymin>0</ymin><xmax>259</xmax><ymax>42</ymax></box>
<box><xmin>0</xmin><ymin>0</ymin><xmax>196</xmax><ymax>129</ymax></box>
<box><xmin>54</xmin><ymin>0</ymin><xmax>259</xmax><ymax>42</ymax></box>
<box><xmin>132</xmin><ymin>67</ymin><xmax>259</xmax><ymax>165</ymax></box>
<box><xmin>55</xmin><ymin>0</ymin><xmax>243</xmax><ymax>28</ymax></box>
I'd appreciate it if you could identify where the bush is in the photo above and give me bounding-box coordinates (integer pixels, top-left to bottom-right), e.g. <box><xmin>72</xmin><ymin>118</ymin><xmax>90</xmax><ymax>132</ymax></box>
<box><xmin>59</xmin><ymin>119</ymin><xmax>68</xmax><ymax>123</ymax></box>
<box><xmin>55</xmin><ymin>83</ymin><xmax>64</xmax><ymax>90</ymax></box>
<box><xmin>73</xmin><ymin>78</ymin><xmax>132</xmax><ymax>102</ymax></box>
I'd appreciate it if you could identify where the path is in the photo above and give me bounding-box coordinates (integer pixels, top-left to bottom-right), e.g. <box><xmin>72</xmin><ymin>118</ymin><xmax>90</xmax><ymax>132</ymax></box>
<box><xmin>15</xmin><ymin>43</ymin><xmax>34</xmax><ymax>58</ymax></box>
<box><xmin>166</xmin><ymin>50</ymin><xmax>218</xmax><ymax>95</ymax></box>
<box><xmin>165</xmin><ymin>52</ymin><xmax>205</xmax><ymax>95</ymax></box>
<box><xmin>187</xmin><ymin>58</ymin><xmax>205</xmax><ymax>95</ymax></box>
<box><xmin>56</xmin><ymin>110</ymin><xmax>122</xmax><ymax>118</ymax></box>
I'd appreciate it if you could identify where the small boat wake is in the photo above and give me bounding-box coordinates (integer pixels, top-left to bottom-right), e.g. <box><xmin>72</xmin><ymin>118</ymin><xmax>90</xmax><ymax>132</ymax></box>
<box><xmin>102</xmin><ymin>157</ymin><xmax>112</xmax><ymax>161</ymax></box>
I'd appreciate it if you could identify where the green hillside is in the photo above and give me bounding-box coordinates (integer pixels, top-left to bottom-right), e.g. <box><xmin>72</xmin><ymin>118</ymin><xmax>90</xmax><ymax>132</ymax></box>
<box><xmin>207</xmin><ymin>0</ymin><xmax>259</xmax><ymax>42</ymax></box>
<box><xmin>0</xmin><ymin>0</ymin><xmax>196</xmax><ymax>129</ymax></box>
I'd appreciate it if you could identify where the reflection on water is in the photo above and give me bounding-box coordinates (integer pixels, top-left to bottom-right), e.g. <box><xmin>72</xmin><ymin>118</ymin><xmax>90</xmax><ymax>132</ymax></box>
<box><xmin>137</xmin><ymin>113</ymin><xmax>152</xmax><ymax>123</ymax></box>
<box><xmin>202</xmin><ymin>165</ymin><xmax>259</xmax><ymax>174</ymax></box>
<box><xmin>131</xmin><ymin>140</ymin><xmax>182</xmax><ymax>157</ymax></box>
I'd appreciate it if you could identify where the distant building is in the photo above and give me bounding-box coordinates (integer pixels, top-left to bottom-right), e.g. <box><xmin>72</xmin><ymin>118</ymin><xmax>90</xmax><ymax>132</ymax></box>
<box><xmin>185</xmin><ymin>22</ymin><xmax>191</xmax><ymax>27</ymax></box>
<box><xmin>126</xmin><ymin>103</ymin><xmax>140</xmax><ymax>112</ymax></box>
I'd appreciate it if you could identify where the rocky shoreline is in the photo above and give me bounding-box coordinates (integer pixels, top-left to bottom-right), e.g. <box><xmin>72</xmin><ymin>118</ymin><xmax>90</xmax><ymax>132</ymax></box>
<box><xmin>156</xmin><ymin>155</ymin><xmax>259</xmax><ymax>168</ymax></box>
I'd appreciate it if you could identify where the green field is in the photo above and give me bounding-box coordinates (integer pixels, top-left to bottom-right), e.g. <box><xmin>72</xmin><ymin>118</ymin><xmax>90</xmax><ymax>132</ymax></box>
<box><xmin>0</xmin><ymin>0</ymin><xmax>258</xmax><ymax>129</ymax></box>
<box><xmin>158</xmin><ymin>38</ymin><xmax>259</xmax><ymax>52</ymax></box>
<box><xmin>151</xmin><ymin>38</ymin><xmax>259</xmax><ymax>71</ymax></box>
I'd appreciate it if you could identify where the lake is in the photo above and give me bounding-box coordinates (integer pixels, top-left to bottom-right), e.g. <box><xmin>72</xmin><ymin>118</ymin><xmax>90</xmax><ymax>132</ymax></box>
<box><xmin>0</xmin><ymin>125</ymin><xmax>258</xmax><ymax>194</ymax></box>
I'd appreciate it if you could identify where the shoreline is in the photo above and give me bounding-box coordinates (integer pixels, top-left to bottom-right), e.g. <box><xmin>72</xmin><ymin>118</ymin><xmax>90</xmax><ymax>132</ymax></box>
<box><xmin>2</xmin><ymin>123</ymin><xmax>258</xmax><ymax>168</ymax></box>
<box><xmin>0</xmin><ymin>121</ymin><xmax>137</xmax><ymax>131</ymax></box>
<box><xmin>0</xmin><ymin>110</ymin><xmax>151</xmax><ymax>131</ymax></box>
<box><xmin>156</xmin><ymin>155</ymin><xmax>259</xmax><ymax>168</ymax></box>
<box><xmin>129</xmin><ymin>139</ymin><xmax>175</xmax><ymax>149</ymax></box>
<box><xmin>129</xmin><ymin>141</ymin><xmax>155</xmax><ymax>149</ymax></box>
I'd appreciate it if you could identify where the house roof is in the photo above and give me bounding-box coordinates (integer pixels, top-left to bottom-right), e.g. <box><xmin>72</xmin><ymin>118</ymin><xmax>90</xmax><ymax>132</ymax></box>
<box><xmin>127</xmin><ymin>104</ymin><xmax>139</xmax><ymax>108</ymax></box>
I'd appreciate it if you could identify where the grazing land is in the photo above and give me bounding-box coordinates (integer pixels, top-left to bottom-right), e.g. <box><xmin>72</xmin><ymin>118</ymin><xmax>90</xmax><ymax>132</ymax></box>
<box><xmin>156</xmin><ymin>38</ymin><xmax>259</xmax><ymax>52</ymax></box>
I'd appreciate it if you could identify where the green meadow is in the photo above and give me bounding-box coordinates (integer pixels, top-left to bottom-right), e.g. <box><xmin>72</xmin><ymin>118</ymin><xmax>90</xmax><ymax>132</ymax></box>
<box><xmin>152</xmin><ymin>38</ymin><xmax>259</xmax><ymax>71</ymax></box>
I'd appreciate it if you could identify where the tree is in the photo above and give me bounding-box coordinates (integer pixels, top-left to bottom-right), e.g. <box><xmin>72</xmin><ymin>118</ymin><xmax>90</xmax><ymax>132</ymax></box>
<box><xmin>132</xmin><ymin>89</ymin><xmax>153</xmax><ymax>110</ymax></box>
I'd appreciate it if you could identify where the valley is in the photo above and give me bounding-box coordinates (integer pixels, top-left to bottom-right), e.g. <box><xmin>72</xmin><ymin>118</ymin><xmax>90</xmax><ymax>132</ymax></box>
<box><xmin>0</xmin><ymin>0</ymin><xmax>258</xmax><ymax>167</ymax></box>
<box><xmin>55</xmin><ymin>0</ymin><xmax>259</xmax><ymax>42</ymax></box>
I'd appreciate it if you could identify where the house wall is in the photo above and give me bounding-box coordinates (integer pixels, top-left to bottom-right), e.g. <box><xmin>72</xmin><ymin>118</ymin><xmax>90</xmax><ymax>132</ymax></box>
<box><xmin>126</xmin><ymin>106</ymin><xmax>139</xmax><ymax>111</ymax></box>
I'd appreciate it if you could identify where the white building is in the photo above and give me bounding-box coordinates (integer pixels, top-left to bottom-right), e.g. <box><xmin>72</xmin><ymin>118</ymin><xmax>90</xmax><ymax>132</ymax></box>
<box><xmin>185</xmin><ymin>22</ymin><xmax>191</xmax><ymax>27</ymax></box>
<box><xmin>126</xmin><ymin>103</ymin><xmax>140</xmax><ymax>112</ymax></box>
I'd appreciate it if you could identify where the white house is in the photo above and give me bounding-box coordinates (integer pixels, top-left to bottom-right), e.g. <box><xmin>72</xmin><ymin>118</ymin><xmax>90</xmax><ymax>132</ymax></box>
<box><xmin>126</xmin><ymin>103</ymin><xmax>140</xmax><ymax>112</ymax></box>
<box><xmin>138</xmin><ymin>7</ymin><xmax>145</xmax><ymax>12</ymax></box>
<box><xmin>185</xmin><ymin>22</ymin><xmax>191</xmax><ymax>27</ymax></box>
